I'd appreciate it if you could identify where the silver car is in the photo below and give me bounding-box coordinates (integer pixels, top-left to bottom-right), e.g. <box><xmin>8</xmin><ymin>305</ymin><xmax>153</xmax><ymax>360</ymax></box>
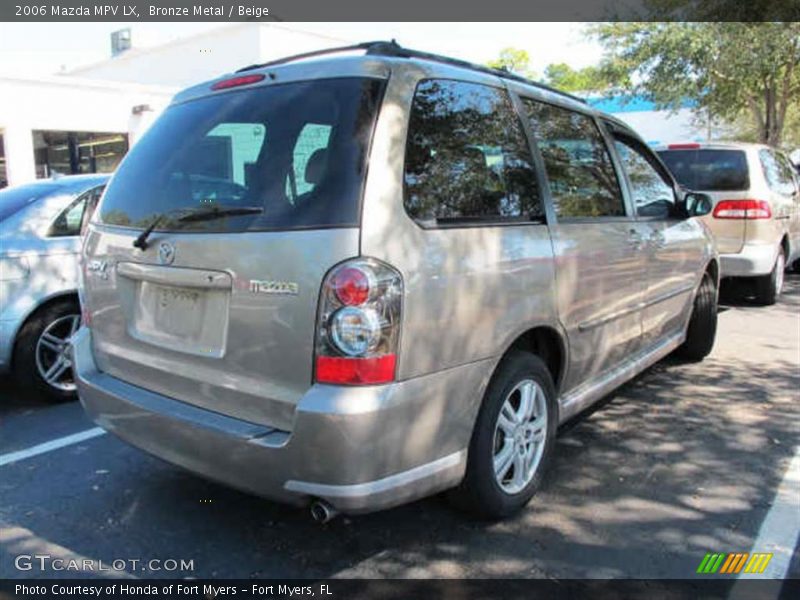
<box><xmin>1</xmin><ymin>174</ymin><xmax>108</xmax><ymax>401</ymax></box>
<box><xmin>74</xmin><ymin>43</ymin><xmax>718</xmax><ymax>519</ymax></box>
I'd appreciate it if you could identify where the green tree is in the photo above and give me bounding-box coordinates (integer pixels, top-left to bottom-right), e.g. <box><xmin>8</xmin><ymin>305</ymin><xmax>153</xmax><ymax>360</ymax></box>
<box><xmin>542</xmin><ymin>63</ymin><xmax>612</xmax><ymax>93</ymax></box>
<box><xmin>487</xmin><ymin>47</ymin><xmax>536</xmax><ymax>79</ymax></box>
<box><xmin>590</xmin><ymin>22</ymin><xmax>800</xmax><ymax>146</ymax></box>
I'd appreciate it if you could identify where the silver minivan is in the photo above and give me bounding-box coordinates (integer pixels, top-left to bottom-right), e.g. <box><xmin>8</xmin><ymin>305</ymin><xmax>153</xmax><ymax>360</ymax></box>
<box><xmin>74</xmin><ymin>43</ymin><xmax>718</xmax><ymax>519</ymax></box>
<box><xmin>657</xmin><ymin>142</ymin><xmax>800</xmax><ymax>305</ymax></box>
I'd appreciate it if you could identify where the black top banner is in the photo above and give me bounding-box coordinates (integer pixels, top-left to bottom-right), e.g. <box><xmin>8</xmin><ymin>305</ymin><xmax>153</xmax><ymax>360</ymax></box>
<box><xmin>3</xmin><ymin>0</ymin><xmax>800</xmax><ymax>22</ymax></box>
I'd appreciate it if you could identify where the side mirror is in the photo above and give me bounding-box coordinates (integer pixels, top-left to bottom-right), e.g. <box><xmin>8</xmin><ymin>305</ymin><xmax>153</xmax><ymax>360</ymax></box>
<box><xmin>682</xmin><ymin>192</ymin><xmax>713</xmax><ymax>218</ymax></box>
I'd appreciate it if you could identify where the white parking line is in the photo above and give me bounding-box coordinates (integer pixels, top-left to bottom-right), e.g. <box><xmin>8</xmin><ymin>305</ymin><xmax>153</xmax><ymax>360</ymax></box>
<box><xmin>0</xmin><ymin>427</ymin><xmax>106</xmax><ymax>467</ymax></box>
<box><xmin>728</xmin><ymin>446</ymin><xmax>800</xmax><ymax>599</ymax></box>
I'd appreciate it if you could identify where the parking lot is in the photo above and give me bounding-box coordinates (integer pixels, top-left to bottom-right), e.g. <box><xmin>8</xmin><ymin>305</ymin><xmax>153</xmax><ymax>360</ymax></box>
<box><xmin>1</xmin><ymin>276</ymin><xmax>798</xmax><ymax>580</ymax></box>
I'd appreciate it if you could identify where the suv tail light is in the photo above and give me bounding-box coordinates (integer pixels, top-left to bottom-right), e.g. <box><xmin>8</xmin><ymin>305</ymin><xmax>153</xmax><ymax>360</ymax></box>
<box><xmin>712</xmin><ymin>199</ymin><xmax>772</xmax><ymax>220</ymax></box>
<box><xmin>315</xmin><ymin>258</ymin><xmax>402</xmax><ymax>385</ymax></box>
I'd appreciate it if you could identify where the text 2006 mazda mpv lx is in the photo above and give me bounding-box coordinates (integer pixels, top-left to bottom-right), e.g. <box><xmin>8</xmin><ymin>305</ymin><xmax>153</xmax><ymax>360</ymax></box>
<box><xmin>75</xmin><ymin>42</ymin><xmax>719</xmax><ymax>520</ymax></box>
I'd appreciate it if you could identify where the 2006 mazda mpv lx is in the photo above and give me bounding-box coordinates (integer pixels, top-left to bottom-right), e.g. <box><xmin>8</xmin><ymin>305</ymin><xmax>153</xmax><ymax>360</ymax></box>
<box><xmin>75</xmin><ymin>42</ymin><xmax>719</xmax><ymax>520</ymax></box>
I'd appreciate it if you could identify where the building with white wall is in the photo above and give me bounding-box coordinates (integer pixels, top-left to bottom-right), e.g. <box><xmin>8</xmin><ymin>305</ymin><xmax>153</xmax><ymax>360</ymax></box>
<box><xmin>0</xmin><ymin>74</ymin><xmax>174</xmax><ymax>187</ymax></box>
<box><xmin>69</xmin><ymin>23</ymin><xmax>349</xmax><ymax>87</ymax></box>
<box><xmin>0</xmin><ymin>23</ymin><xmax>346</xmax><ymax>189</ymax></box>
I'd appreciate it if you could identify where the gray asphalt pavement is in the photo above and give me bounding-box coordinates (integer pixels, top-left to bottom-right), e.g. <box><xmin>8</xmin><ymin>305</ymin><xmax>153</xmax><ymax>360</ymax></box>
<box><xmin>1</xmin><ymin>276</ymin><xmax>798</xmax><ymax>580</ymax></box>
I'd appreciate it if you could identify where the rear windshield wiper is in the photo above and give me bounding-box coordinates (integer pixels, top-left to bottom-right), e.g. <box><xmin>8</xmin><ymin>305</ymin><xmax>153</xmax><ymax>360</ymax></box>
<box><xmin>132</xmin><ymin>205</ymin><xmax>263</xmax><ymax>250</ymax></box>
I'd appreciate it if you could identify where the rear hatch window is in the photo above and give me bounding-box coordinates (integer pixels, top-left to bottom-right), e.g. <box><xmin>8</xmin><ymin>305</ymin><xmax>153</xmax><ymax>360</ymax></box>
<box><xmin>657</xmin><ymin>149</ymin><xmax>749</xmax><ymax>191</ymax></box>
<box><xmin>98</xmin><ymin>77</ymin><xmax>385</xmax><ymax>232</ymax></box>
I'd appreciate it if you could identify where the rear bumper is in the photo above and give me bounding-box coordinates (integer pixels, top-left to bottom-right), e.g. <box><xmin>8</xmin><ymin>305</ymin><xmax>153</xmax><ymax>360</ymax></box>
<box><xmin>720</xmin><ymin>243</ymin><xmax>779</xmax><ymax>278</ymax></box>
<box><xmin>73</xmin><ymin>327</ymin><xmax>492</xmax><ymax>514</ymax></box>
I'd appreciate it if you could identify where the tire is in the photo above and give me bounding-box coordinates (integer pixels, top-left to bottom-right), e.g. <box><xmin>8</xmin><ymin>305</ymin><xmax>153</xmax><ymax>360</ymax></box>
<box><xmin>450</xmin><ymin>351</ymin><xmax>558</xmax><ymax>519</ymax></box>
<box><xmin>676</xmin><ymin>272</ymin><xmax>717</xmax><ymax>362</ymax></box>
<box><xmin>13</xmin><ymin>298</ymin><xmax>81</xmax><ymax>403</ymax></box>
<box><xmin>754</xmin><ymin>250</ymin><xmax>786</xmax><ymax>306</ymax></box>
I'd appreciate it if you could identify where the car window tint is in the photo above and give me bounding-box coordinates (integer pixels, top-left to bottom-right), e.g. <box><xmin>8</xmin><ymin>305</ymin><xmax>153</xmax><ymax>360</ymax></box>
<box><xmin>522</xmin><ymin>99</ymin><xmax>624</xmax><ymax>219</ymax></box>
<box><xmin>50</xmin><ymin>194</ymin><xmax>88</xmax><ymax>237</ymax></box>
<box><xmin>760</xmin><ymin>149</ymin><xmax>796</xmax><ymax>196</ymax></box>
<box><xmin>99</xmin><ymin>78</ymin><xmax>385</xmax><ymax>232</ymax></box>
<box><xmin>657</xmin><ymin>149</ymin><xmax>749</xmax><ymax>191</ymax></box>
<box><xmin>403</xmin><ymin>79</ymin><xmax>541</xmax><ymax>225</ymax></box>
<box><xmin>613</xmin><ymin>137</ymin><xmax>675</xmax><ymax>218</ymax></box>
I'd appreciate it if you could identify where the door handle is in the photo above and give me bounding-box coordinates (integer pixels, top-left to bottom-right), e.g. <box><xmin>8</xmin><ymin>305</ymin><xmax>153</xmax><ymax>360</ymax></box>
<box><xmin>628</xmin><ymin>228</ymin><xmax>644</xmax><ymax>249</ymax></box>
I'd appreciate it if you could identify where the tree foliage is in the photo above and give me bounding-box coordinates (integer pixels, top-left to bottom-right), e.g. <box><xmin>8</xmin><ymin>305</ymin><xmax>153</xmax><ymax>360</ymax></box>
<box><xmin>590</xmin><ymin>22</ymin><xmax>800</xmax><ymax>146</ymax></box>
<box><xmin>487</xmin><ymin>47</ymin><xmax>536</xmax><ymax>79</ymax></box>
<box><xmin>542</xmin><ymin>63</ymin><xmax>613</xmax><ymax>93</ymax></box>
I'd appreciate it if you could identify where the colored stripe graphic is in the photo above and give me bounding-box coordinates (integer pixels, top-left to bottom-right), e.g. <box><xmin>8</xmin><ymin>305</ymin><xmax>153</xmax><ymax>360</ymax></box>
<box><xmin>744</xmin><ymin>553</ymin><xmax>773</xmax><ymax>574</ymax></box>
<box><xmin>697</xmin><ymin>553</ymin><xmax>726</xmax><ymax>574</ymax></box>
<box><xmin>720</xmin><ymin>553</ymin><xmax>749</xmax><ymax>574</ymax></box>
<box><xmin>697</xmin><ymin>552</ymin><xmax>773</xmax><ymax>575</ymax></box>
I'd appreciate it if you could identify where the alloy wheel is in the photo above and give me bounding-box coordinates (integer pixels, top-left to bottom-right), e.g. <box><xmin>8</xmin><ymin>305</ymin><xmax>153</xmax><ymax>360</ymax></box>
<box><xmin>35</xmin><ymin>314</ymin><xmax>80</xmax><ymax>392</ymax></box>
<box><xmin>492</xmin><ymin>379</ymin><xmax>548</xmax><ymax>494</ymax></box>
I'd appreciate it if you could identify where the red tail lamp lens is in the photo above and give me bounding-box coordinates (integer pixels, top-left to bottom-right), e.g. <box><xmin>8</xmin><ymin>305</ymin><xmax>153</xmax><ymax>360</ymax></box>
<box><xmin>332</xmin><ymin>267</ymin><xmax>371</xmax><ymax>306</ymax></box>
<box><xmin>211</xmin><ymin>74</ymin><xmax>266</xmax><ymax>90</ymax></box>
<box><xmin>316</xmin><ymin>355</ymin><xmax>397</xmax><ymax>385</ymax></box>
<box><xmin>713</xmin><ymin>199</ymin><xmax>771</xmax><ymax>220</ymax></box>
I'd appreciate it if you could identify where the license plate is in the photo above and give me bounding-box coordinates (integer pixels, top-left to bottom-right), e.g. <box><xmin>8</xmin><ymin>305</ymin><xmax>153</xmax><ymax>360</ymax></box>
<box><xmin>157</xmin><ymin>286</ymin><xmax>200</xmax><ymax>310</ymax></box>
<box><xmin>120</xmin><ymin>267</ymin><xmax>230</xmax><ymax>358</ymax></box>
<box><xmin>152</xmin><ymin>285</ymin><xmax>202</xmax><ymax>337</ymax></box>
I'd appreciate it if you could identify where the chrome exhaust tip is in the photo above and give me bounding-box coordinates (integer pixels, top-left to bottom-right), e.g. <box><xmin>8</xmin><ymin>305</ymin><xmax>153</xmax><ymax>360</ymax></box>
<box><xmin>310</xmin><ymin>500</ymin><xmax>338</xmax><ymax>524</ymax></box>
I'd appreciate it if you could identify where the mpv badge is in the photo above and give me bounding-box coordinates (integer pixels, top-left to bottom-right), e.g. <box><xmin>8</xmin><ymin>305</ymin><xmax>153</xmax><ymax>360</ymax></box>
<box><xmin>157</xmin><ymin>241</ymin><xmax>175</xmax><ymax>265</ymax></box>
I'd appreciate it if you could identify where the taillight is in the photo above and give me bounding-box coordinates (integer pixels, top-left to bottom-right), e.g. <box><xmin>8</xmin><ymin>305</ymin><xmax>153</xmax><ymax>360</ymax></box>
<box><xmin>315</xmin><ymin>259</ymin><xmax>402</xmax><ymax>385</ymax></box>
<box><xmin>712</xmin><ymin>199</ymin><xmax>772</xmax><ymax>220</ymax></box>
<box><xmin>211</xmin><ymin>74</ymin><xmax>265</xmax><ymax>90</ymax></box>
<box><xmin>668</xmin><ymin>143</ymin><xmax>701</xmax><ymax>149</ymax></box>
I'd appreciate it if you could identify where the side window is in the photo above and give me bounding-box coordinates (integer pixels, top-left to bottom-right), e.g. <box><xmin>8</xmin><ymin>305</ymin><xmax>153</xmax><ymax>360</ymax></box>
<box><xmin>403</xmin><ymin>79</ymin><xmax>541</xmax><ymax>225</ymax></box>
<box><xmin>760</xmin><ymin>149</ymin><xmax>796</xmax><ymax>196</ymax></box>
<box><xmin>49</xmin><ymin>194</ymin><xmax>88</xmax><ymax>237</ymax></box>
<box><xmin>613</xmin><ymin>137</ymin><xmax>676</xmax><ymax>218</ymax></box>
<box><xmin>285</xmin><ymin>123</ymin><xmax>333</xmax><ymax>203</ymax></box>
<box><xmin>522</xmin><ymin>99</ymin><xmax>624</xmax><ymax>219</ymax></box>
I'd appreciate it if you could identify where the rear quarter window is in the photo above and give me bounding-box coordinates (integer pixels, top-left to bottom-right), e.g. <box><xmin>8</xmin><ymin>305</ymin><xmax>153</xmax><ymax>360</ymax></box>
<box><xmin>403</xmin><ymin>79</ymin><xmax>542</xmax><ymax>226</ymax></box>
<box><xmin>759</xmin><ymin>149</ymin><xmax>797</xmax><ymax>196</ymax></box>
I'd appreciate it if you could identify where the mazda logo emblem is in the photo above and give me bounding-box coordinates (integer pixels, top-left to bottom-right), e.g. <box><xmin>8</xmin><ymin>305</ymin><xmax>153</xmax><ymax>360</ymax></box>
<box><xmin>157</xmin><ymin>241</ymin><xmax>175</xmax><ymax>265</ymax></box>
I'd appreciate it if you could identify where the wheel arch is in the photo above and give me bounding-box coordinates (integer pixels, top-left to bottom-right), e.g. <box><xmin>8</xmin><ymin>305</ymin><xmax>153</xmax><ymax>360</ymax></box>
<box><xmin>498</xmin><ymin>325</ymin><xmax>567</xmax><ymax>395</ymax></box>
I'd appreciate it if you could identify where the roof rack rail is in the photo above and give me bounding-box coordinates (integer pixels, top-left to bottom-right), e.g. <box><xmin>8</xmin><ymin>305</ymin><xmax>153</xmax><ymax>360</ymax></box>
<box><xmin>236</xmin><ymin>40</ymin><xmax>586</xmax><ymax>105</ymax></box>
<box><xmin>235</xmin><ymin>40</ymin><xmax>387</xmax><ymax>73</ymax></box>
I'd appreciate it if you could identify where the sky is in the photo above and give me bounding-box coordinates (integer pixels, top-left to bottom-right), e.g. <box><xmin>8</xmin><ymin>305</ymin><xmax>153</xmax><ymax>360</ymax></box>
<box><xmin>0</xmin><ymin>22</ymin><xmax>603</xmax><ymax>77</ymax></box>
